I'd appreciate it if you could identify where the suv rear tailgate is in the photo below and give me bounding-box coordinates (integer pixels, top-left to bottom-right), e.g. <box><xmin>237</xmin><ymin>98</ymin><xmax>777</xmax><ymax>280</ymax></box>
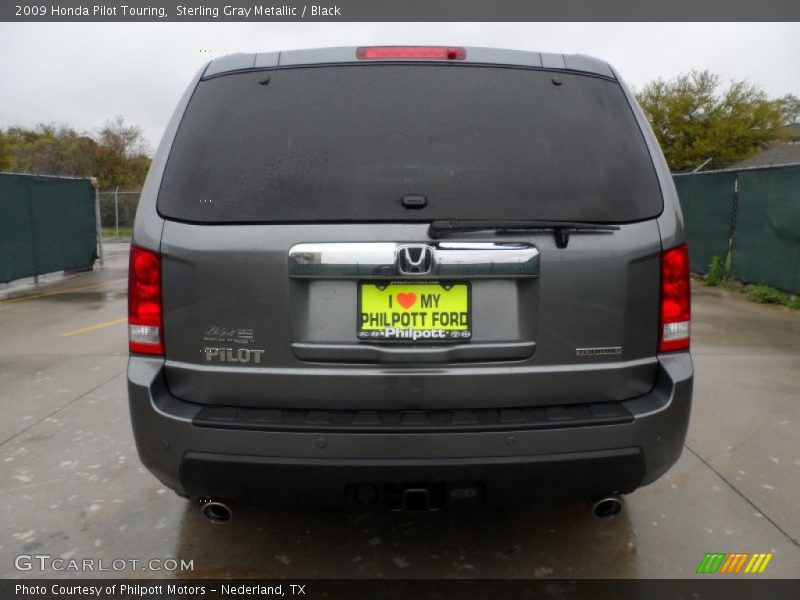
<box><xmin>160</xmin><ymin>219</ymin><xmax>660</xmax><ymax>410</ymax></box>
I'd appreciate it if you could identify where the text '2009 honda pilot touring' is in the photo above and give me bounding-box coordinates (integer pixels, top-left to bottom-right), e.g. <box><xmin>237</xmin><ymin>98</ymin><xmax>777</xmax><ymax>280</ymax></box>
<box><xmin>128</xmin><ymin>46</ymin><xmax>693</xmax><ymax>522</ymax></box>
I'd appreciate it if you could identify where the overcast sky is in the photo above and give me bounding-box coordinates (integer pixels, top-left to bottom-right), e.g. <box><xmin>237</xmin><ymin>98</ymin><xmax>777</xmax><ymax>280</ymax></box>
<box><xmin>1</xmin><ymin>22</ymin><xmax>798</xmax><ymax>152</ymax></box>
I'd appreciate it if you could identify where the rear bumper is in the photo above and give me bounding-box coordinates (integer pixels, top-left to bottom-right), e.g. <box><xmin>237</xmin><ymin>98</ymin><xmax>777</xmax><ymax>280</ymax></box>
<box><xmin>127</xmin><ymin>353</ymin><xmax>692</xmax><ymax>506</ymax></box>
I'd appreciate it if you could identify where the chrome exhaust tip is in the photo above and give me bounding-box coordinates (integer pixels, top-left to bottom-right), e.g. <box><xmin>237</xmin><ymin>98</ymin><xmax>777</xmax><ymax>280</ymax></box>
<box><xmin>591</xmin><ymin>494</ymin><xmax>623</xmax><ymax>519</ymax></box>
<box><xmin>200</xmin><ymin>500</ymin><xmax>232</xmax><ymax>524</ymax></box>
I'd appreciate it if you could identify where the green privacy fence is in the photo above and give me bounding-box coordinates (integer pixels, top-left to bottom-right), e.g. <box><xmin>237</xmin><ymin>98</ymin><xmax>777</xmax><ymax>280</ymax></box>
<box><xmin>0</xmin><ymin>173</ymin><xmax>98</xmax><ymax>284</ymax></box>
<box><xmin>673</xmin><ymin>171</ymin><xmax>737</xmax><ymax>275</ymax></box>
<box><xmin>734</xmin><ymin>168</ymin><xmax>800</xmax><ymax>294</ymax></box>
<box><xmin>673</xmin><ymin>164</ymin><xmax>800</xmax><ymax>294</ymax></box>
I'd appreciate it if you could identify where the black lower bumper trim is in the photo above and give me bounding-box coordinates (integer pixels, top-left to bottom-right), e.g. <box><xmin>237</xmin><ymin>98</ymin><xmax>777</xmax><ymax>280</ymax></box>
<box><xmin>179</xmin><ymin>447</ymin><xmax>645</xmax><ymax>507</ymax></box>
<box><xmin>192</xmin><ymin>401</ymin><xmax>633</xmax><ymax>434</ymax></box>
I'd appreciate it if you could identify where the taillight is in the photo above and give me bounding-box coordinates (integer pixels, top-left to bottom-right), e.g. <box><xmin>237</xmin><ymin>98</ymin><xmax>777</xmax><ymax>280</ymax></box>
<box><xmin>659</xmin><ymin>244</ymin><xmax>691</xmax><ymax>352</ymax></box>
<box><xmin>128</xmin><ymin>245</ymin><xmax>164</xmax><ymax>355</ymax></box>
<box><xmin>356</xmin><ymin>46</ymin><xmax>466</xmax><ymax>61</ymax></box>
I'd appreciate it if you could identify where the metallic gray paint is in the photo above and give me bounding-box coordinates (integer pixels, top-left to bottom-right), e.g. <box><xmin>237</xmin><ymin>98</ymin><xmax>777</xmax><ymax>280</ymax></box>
<box><xmin>128</xmin><ymin>354</ymin><xmax>692</xmax><ymax>496</ymax></box>
<box><xmin>612</xmin><ymin>65</ymin><xmax>687</xmax><ymax>250</ymax></box>
<box><xmin>132</xmin><ymin>65</ymin><xmax>206</xmax><ymax>251</ymax></box>
<box><xmin>158</xmin><ymin>219</ymin><xmax>662</xmax><ymax>408</ymax></box>
<box><xmin>128</xmin><ymin>47</ymin><xmax>693</xmax><ymax>501</ymax></box>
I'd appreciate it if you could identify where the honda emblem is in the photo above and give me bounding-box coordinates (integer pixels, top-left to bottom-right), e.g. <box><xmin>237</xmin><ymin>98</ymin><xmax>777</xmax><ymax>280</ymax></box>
<box><xmin>396</xmin><ymin>245</ymin><xmax>433</xmax><ymax>275</ymax></box>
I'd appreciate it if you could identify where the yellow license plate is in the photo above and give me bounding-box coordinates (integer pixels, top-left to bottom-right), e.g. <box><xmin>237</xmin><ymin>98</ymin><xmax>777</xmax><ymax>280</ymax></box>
<box><xmin>358</xmin><ymin>281</ymin><xmax>472</xmax><ymax>341</ymax></box>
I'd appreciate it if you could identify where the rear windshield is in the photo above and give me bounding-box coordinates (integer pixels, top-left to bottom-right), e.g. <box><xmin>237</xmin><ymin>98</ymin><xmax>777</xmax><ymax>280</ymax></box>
<box><xmin>158</xmin><ymin>65</ymin><xmax>662</xmax><ymax>223</ymax></box>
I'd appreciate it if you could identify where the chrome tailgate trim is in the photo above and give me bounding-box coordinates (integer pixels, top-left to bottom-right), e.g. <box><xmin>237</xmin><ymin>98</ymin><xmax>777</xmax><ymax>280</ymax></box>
<box><xmin>288</xmin><ymin>242</ymin><xmax>539</xmax><ymax>279</ymax></box>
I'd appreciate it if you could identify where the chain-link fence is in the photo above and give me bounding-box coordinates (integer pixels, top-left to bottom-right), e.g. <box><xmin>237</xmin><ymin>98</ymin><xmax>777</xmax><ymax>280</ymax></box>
<box><xmin>98</xmin><ymin>188</ymin><xmax>141</xmax><ymax>240</ymax></box>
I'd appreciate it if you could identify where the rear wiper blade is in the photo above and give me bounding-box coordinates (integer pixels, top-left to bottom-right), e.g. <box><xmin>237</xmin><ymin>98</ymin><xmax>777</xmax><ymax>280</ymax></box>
<box><xmin>428</xmin><ymin>220</ymin><xmax>621</xmax><ymax>248</ymax></box>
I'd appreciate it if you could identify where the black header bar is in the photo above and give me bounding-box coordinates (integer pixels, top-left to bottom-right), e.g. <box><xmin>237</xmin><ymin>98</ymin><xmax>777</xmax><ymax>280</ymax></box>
<box><xmin>3</xmin><ymin>0</ymin><xmax>800</xmax><ymax>22</ymax></box>
<box><xmin>4</xmin><ymin>579</ymin><xmax>800</xmax><ymax>600</ymax></box>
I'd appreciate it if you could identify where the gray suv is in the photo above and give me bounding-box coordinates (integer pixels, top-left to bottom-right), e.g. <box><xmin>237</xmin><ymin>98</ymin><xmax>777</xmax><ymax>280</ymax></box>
<box><xmin>127</xmin><ymin>46</ymin><xmax>693</xmax><ymax>521</ymax></box>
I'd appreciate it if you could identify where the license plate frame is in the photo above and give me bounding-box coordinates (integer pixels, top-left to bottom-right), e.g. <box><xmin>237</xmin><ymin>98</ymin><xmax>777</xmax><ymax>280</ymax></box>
<box><xmin>357</xmin><ymin>280</ymin><xmax>472</xmax><ymax>342</ymax></box>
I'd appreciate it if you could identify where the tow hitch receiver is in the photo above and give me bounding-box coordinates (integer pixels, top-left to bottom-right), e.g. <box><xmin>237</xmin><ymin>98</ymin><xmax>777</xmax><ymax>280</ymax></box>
<box><xmin>402</xmin><ymin>488</ymin><xmax>432</xmax><ymax>512</ymax></box>
<box><xmin>383</xmin><ymin>483</ymin><xmax>483</xmax><ymax>511</ymax></box>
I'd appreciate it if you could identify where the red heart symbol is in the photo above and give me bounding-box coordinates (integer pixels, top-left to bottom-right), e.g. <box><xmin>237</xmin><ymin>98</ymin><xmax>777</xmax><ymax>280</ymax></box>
<box><xmin>396</xmin><ymin>292</ymin><xmax>417</xmax><ymax>309</ymax></box>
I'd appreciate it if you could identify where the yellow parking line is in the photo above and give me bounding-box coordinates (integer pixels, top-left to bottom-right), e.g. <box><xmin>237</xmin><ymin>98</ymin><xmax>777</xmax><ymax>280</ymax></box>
<box><xmin>60</xmin><ymin>317</ymin><xmax>128</xmax><ymax>337</ymax></box>
<box><xmin>0</xmin><ymin>279</ymin><xmax>127</xmax><ymax>305</ymax></box>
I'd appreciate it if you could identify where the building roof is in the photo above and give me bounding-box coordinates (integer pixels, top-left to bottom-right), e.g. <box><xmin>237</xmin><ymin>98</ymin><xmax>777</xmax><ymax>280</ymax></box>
<box><xmin>731</xmin><ymin>142</ymin><xmax>800</xmax><ymax>169</ymax></box>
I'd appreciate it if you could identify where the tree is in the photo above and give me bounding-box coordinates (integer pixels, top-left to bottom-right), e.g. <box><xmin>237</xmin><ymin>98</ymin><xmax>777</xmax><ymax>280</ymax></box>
<box><xmin>94</xmin><ymin>116</ymin><xmax>151</xmax><ymax>187</ymax></box>
<box><xmin>0</xmin><ymin>117</ymin><xmax>151</xmax><ymax>188</ymax></box>
<box><xmin>636</xmin><ymin>71</ymin><xmax>790</xmax><ymax>172</ymax></box>
<box><xmin>98</xmin><ymin>116</ymin><xmax>148</xmax><ymax>160</ymax></box>
<box><xmin>4</xmin><ymin>124</ymin><xmax>98</xmax><ymax>177</ymax></box>
<box><xmin>0</xmin><ymin>131</ymin><xmax>11</xmax><ymax>171</ymax></box>
<box><xmin>776</xmin><ymin>94</ymin><xmax>800</xmax><ymax>127</ymax></box>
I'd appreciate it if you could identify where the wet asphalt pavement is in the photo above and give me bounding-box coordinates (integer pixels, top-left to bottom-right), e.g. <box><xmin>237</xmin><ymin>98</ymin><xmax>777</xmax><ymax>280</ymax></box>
<box><xmin>1</xmin><ymin>242</ymin><xmax>798</xmax><ymax>578</ymax></box>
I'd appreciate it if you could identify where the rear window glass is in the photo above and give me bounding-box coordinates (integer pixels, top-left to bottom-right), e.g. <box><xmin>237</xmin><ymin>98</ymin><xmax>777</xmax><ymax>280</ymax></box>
<box><xmin>158</xmin><ymin>65</ymin><xmax>662</xmax><ymax>223</ymax></box>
